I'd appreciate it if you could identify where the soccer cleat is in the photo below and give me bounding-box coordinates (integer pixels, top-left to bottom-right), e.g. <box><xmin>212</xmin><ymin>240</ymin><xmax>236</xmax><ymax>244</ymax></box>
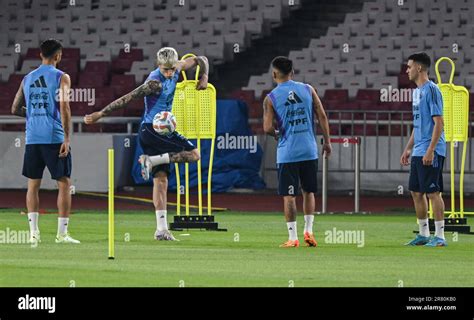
<box><xmin>404</xmin><ymin>234</ymin><xmax>431</xmax><ymax>246</ymax></box>
<box><xmin>155</xmin><ymin>230</ymin><xmax>179</xmax><ymax>241</ymax></box>
<box><xmin>29</xmin><ymin>230</ymin><xmax>41</xmax><ymax>244</ymax></box>
<box><xmin>279</xmin><ymin>239</ymin><xmax>300</xmax><ymax>248</ymax></box>
<box><xmin>304</xmin><ymin>232</ymin><xmax>318</xmax><ymax>247</ymax></box>
<box><xmin>425</xmin><ymin>236</ymin><xmax>447</xmax><ymax>247</ymax></box>
<box><xmin>138</xmin><ymin>154</ymin><xmax>152</xmax><ymax>181</ymax></box>
<box><xmin>55</xmin><ymin>233</ymin><xmax>81</xmax><ymax>244</ymax></box>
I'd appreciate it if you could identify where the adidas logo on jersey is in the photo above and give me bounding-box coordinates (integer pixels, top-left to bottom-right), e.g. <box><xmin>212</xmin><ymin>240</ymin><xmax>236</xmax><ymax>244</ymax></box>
<box><xmin>30</xmin><ymin>76</ymin><xmax>47</xmax><ymax>88</ymax></box>
<box><xmin>284</xmin><ymin>91</ymin><xmax>302</xmax><ymax>106</ymax></box>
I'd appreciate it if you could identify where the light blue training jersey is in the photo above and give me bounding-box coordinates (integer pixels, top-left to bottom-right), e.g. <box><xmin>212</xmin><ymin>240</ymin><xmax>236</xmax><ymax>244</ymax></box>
<box><xmin>267</xmin><ymin>80</ymin><xmax>318</xmax><ymax>164</ymax></box>
<box><xmin>412</xmin><ymin>80</ymin><xmax>446</xmax><ymax>157</ymax></box>
<box><xmin>23</xmin><ymin>64</ymin><xmax>65</xmax><ymax>144</ymax></box>
<box><xmin>141</xmin><ymin>68</ymin><xmax>180</xmax><ymax>124</ymax></box>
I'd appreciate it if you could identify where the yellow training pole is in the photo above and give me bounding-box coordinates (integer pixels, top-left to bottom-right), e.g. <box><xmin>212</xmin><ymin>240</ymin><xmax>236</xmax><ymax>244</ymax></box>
<box><xmin>185</xmin><ymin>162</ymin><xmax>189</xmax><ymax>216</ymax></box>
<box><xmin>428</xmin><ymin>199</ymin><xmax>433</xmax><ymax>220</ymax></box>
<box><xmin>197</xmin><ymin>139</ymin><xmax>202</xmax><ymax>216</ymax></box>
<box><xmin>450</xmin><ymin>140</ymin><xmax>455</xmax><ymax>217</ymax></box>
<box><xmin>108</xmin><ymin>149</ymin><xmax>115</xmax><ymax>260</ymax></box>
<box><xmin>208</xmin><ymin>138</ymin><xmax>215</xmax><ymax>216</ymax></box>
<box><xmin>460</xmin><ymin>141</ymin><xmax>467</xmax><ymax>218</ymax></box>
<box><xmin>175</xmin><ymin>163</ymin><xmax>181</xmax><ymax>216</ymax></box>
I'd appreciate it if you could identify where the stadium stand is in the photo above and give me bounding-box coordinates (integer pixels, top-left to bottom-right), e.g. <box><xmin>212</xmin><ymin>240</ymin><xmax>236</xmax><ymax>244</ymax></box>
<box><xmin>0</xmin><ymin>0</ymin><xmax>472</xmax><ymax>137</ymax></box>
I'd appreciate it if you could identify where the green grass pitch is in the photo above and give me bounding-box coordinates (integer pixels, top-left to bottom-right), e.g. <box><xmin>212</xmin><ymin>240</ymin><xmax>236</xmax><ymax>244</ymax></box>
<box><xmin>0</xmin><ymin>209</ymin><xmax>473</xmax><ymax>287</ymax></box>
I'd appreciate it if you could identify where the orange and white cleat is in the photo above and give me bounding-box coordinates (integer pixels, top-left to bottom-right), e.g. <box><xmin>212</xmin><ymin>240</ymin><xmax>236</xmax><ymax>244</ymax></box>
<box><xmin>304</xmin><ymin>232</ymin><xmax>318</xmax><ymax>247</ymax></box>
<box><xmin>279</xmin><ymin>239</ymin><xmax>300</xmax><ymax>248</ymax></box>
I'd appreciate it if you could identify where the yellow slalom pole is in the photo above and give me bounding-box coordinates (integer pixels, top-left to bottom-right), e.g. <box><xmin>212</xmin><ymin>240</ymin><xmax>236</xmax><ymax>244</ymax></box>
<box><xmin>460</xmin><ymin>141</ymin><xmax>467</xmax><ymax>218</ymax></box>
<box><xmin>428</xmin><ymin>199</ymin><xmax>433</xmax><ymax>219</ymax></box>
<box><xmin>175</xmin><ymin>163</ymin><xmax>181</xmax><ymax>216</ymax></box>
<box><xmin>197</xmin><ymin>139</ymin><xmax>202</xmax><ymax>216</ymax></box>
<box><xmin>185</xmin><ymin>162</ymin><xmax>189</xmax><ymax>216</ymax></box>
<box><xmin>108</xmin><ymin>149</ymin><xmax>115</xmax><ymax>260</ymax></box>
<box><xmin>208</xmin><ymin>138</ymin><xmax>215</xmax><ymax>216</ymax></box>
<box><xmin>450</xmin><ymin>140</ymin><xmax>455</xmax><ymax>217</ymax></box>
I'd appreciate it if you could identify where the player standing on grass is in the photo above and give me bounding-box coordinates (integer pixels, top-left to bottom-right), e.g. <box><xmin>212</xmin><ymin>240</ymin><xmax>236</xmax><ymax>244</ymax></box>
<box><xmin>263</xmin><ymin>56</ymin><xmax>332</xmax><ymax>248</ymax></box>
<box><xmin>11</xmin><ymin>39</ymin><xmax>80</xmax><ymax>244</ymax></box>
<box><xmin>84</xmin><ymin>47</ymin><xmax>209</xmax><ymax>241</ymax></box>
<box><xmin>401</xmin><ymin>52</ymin><xmax>447</xmax><ymax>247</ymax></box>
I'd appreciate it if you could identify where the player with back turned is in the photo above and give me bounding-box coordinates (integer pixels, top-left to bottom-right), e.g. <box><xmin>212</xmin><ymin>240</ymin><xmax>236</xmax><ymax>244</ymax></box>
<box><xmin>263</xmin><ymin>56</ymin><xmax>332</xmax><ymax>248</ymax></box>
<box><xmin>11</xmin><ymin>39</ymin><xmax>79</xmax><ymax>244</ymax></box>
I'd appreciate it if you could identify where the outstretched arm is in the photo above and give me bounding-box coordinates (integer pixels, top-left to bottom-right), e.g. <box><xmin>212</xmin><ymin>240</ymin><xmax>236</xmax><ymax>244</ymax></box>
<box><xmin>84</xmin><ymin>80</ymin><xmax>162</xmax><ymax>124</ymax></box>
<box><xmin>11</xmin><ymin>80</ymin><xmax>27</xmax><ymax>117</ymax></box>
<box><xmin>176</xmin><ymin>56</ymin><xmax>209</xmax><ymax>90</ymax></box>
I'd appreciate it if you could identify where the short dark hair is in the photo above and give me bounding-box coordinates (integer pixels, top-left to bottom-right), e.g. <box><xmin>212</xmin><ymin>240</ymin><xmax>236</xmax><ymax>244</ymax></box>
<box><xmin>407</xmin><ymin>52</ymin><xmax>431</xmax><ymax>70</ymax></box>
<box><xmin>271</xmin><ymin>56</ymin><xmax>293</xmax><ymax>75</ymax></box>
<box><xmin>40</xmin><ymin>39</ymin><xmax>63</xmax><ymax>58</ymax></box>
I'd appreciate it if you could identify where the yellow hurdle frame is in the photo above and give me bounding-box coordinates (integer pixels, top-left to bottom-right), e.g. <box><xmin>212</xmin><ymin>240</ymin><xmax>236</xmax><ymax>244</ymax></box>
<box><xmin>172</xmin><ymin>53</ymin><xmax>217</xmax><ymax>216</ymax></box>
<box><xmin>430</xmin><ymin>57</ymin><xmax>472</xmax><ymax>218</ymax></box>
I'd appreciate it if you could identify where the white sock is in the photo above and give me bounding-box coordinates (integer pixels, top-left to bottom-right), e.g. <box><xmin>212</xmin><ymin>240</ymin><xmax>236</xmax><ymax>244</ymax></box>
<box><xmin>304</xmin><ymin>215</ymin><xmax>314</xmax><ymax>234</ymax></box>
<box><xmin>27</xmin><ymin>212</ymin><xmax>39</xmax><ymax>232</ymax></box>
<box><xmin>434</xmin><ymin>220</ymin><xmax>445</xmax><ymax>239</ymax></box>
<box><xmin>287</xmin><ymin>221</ymin><xmax>297</xmax><ymax>241</ymax></box>
<box><xmin>58</xmin><ymin>217</ymin><xmax>69</xmax><ymax>235</ymax></box>
<box><xmin>418</xmin><ymin>218</ymin><xmax>430</xmax><ymax>237</ymax></box>
<box><xmin>149</xmin><ymin>153</ymin><xmax>170</xmax><ymax>166</ymax></box>
<box><xmin>156</xmin><ymin>210</ymin><xmax>168</xmax><ymax>231</ymax></box>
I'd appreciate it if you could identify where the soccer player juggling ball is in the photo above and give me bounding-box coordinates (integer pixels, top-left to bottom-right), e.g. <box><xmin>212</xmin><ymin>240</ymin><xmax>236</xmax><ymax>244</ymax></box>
<box><xmin>84</xmin><ymin>48</ymin><xmax>209</xmax><ymax>241</ymax></box>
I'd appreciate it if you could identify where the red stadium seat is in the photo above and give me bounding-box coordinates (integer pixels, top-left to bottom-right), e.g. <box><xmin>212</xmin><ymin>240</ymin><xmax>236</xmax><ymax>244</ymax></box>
<box><xmin>356</xmin><ymin>89</ymin><xmax>380</xmax><ymax>102</ymax></box>
<box><xmin>1</xmin><ymin>85</ymin><xmax>18</xmax><ymax>101</ymax></box>
<box><xmin>1</xmin><ymin>124</ymin><xmax>25</xmax><ymax>131</ymax></box>
<box><xmin>111</xmin><ymin>59</ymin><xmax>134</xmax><ymax>74</ymax></box>
<box><xmin>123</xmin><ymin>99</ymin><xmax>144</xmax><ymax>117</ymax></box>
<box><xmin>84</xmin><ymin>61</ymin><xmax>110</xmax><ymax>75</ymax></box>
<box><xmin>8</xmin><ymin>74</ymin><xmax>25</xmax><ymax>89</ymax></box>
<box><xmin>0</xmin><ymin>97</ymin><xmax>12</xmax><ymax>115</ymax></box>
<box><xmin>110</xmin><ymin>74</ymin><xmax>136</xmax><ymax>97</ymax></box>
<box><xmin>324</xmin><ymin>89</ymin><xmax>349</xmax><ymax>102</ymax></box>
<box><xmin>58</xmin><ymin>59</ymin><xmax>79</xmax><ymax>74</ymax></box>
<box><xmin>25</xmin><ymin>48</ymin><xmax>41</xmax><ymax>60</ymax></box>
<box><xmin>118</xmin><ymin>49</ymin><xmax>144</xmax><ymax>62</ymax></box>
<box><xmin>61</xmin><ymin>48</ymin><xmax>81</xmax><ymax>62</ymax></box>
<box><xmin>94</xmin><ymin>87</ymin><xmax>115</xmax><ymax>101</ymax></box>
<box><xmin>70</xmin><ymin>102</ymin><xmax>94</xmax><ymax>116</ymax></box>
<box><xmin>78</xmin><ymin>72</ymin><xmax>108</xmax><ymax>87</ymax></box>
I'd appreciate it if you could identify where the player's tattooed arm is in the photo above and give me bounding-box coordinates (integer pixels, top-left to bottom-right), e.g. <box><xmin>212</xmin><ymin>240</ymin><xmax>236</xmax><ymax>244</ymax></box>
<box><xmin>101</xmin><ymin>80</ymin><xmax>162</xmax><ymax>116</ymax></box>
<box><xmin>11</xmin><ymin>80</ymin><xmax>27</xmax><ymax>117</ymax></box>
<box><xmin>310</xmin><ymin>85</ymin><xmax>332</xmax><ymax>157</ymax></box>
<box><xmin>195</xmin><ymin>56</ymin><xmax>209</xmax><ymax>77</ymax></box>
<box><xmin>84</xmin><ymin>80</ymin><xmax>162</xmax><ymax>124</ymax></box>
<box><xmin>263</xmin><ymin>96</ymin><xmax>279</xmax><ymax>139</ymax></box>
<box><xmin>177</xmin><ymin>56</ymin><xmax>209</xmax><ymax>90</ymax></box>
